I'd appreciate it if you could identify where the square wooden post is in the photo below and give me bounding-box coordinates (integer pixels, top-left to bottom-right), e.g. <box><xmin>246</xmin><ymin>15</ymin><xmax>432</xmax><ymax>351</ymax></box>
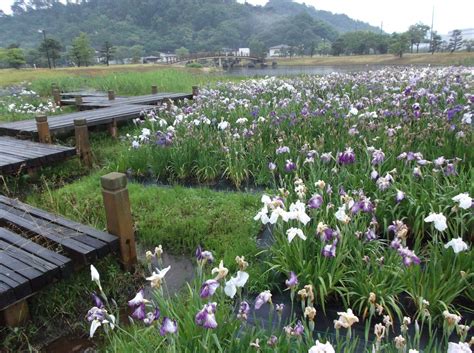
<box><xmin>52</xmin><ymin>88</ymin><xmax>61</xmax><ymax>107</ymax></box>
<box><xmin>108</xmin><ymin>90</ymin><xmax>115</xmax><ymax>101</ymax></box>
<box><xmin>1</xmin><ymin>300</ymin><xmax>30</xmax><ymax>327</ymax></box>
<box><xmin>101</xmin><ymin>173</ymin><xmax>137</xmax><ymax>270</ymax></box>
<box><xmin>35</xmin><ymin>115</ymin><xmax>51</xmax><ymax>144</ymax></box>
<box><xmin>74</xmin><ymin>119</ymin><xmax>93</xmax><ymax>168</ymax></box>
<box><xmin>192</xmin><ymin>85</ymin><xmax>199</xmax><ymax>97</ymax></box>
<box><xmin>151</xmin><ymin>85</ymin><xmax>158</xmax><ymax>94</ymax></box>
<box><xmin>75</xmin><ymin>95</ymin><xmax>83</xmax><ymax>111</ymax></box>
<box><xmin>107</xmin><ymin>119</ymin><xmax>118</xmax><ymax>138</ymax></box>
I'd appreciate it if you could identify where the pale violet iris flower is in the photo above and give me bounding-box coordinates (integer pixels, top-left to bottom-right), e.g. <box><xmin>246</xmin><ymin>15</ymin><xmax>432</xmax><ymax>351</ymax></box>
<box><xmin>288</xmin><ymin>200</ymin><xmax>311</xmax><ymax>225</ymax></box>
<box><xmin>447</xmin><ymin>342</ymin><xmax>472</xmax><ymax>353</ymax></box>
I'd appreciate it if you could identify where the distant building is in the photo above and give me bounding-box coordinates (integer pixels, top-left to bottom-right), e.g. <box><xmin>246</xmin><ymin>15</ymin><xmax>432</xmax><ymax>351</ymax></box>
<box><xmin>159</xmin><ymin>53</ymin><xmax>177</xmax><ymax>63</ymax></box>
<box><xmin>268</xmin><ymin>45</ymin><xmax>291</xmax><ymax>57</ymax></box>
<box><xmin>142</xmin><ymin>56</ymin><xmax>161</xmax><ymax>64</ymax></box>
<box><xmin>237</xmin><ymin>48</ymin><xmax>250</xmax><ymax>56</ymax></box>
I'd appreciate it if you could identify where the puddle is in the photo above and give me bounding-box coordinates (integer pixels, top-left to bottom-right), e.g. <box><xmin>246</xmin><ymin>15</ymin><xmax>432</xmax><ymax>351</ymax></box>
<box><xmin>42</xmin><ymin>336</ymin><xmax>95</xmax><ymax>353</ymax></box>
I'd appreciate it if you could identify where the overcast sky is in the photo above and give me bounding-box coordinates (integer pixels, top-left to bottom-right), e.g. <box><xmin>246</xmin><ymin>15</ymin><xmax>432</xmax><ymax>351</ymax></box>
<box><xmin>1</xmin><ymin>0</ymin><xmax>472</xmax><ymax>34</ymax></box>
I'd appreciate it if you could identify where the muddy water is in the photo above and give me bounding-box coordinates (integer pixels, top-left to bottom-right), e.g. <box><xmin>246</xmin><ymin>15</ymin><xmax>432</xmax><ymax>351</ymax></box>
<box><xmin>42</xmin><ymin>336</ymin><xmax>95</xmax><ymax>353</ymax></box>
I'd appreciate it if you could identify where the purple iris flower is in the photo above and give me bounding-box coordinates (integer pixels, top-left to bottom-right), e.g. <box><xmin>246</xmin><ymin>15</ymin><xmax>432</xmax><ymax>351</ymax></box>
<box><xmin>293</xmin><ymin>321</ymin><xmax>304</xmax><ymax>336</ymax></box>
<box><xmin>322</xmin><ymin>242</ymin><xmax>337</xmax><ymax>257</ymax></box>
<box><xmin>196</xmin><ymin>246</ymin><xmax>214</xmax><ymax>263</ymax></box>
<box><xmin>365</xmin><ymin>228</ymin><xmax>377</xmax><ymax>241</ymax></box>
<box><xmin>267</xmin><ymin>335</ymin><xmax>278</xmax><ymax>347</ymax></box>
<box><xmin>397</xmin><ymin>247</ymin><xmax>421</xmax><ymax>267</ymax></box>
<box><xmin>276</xmin><ymin>146</ymin><xmax>290</xmax><ymax>154</ymax></box>
<box><xmin>237</xmin><ymin>301</ymin><xmax>250</xmax><ymax>321</ymax></box>
<box><xmin>285</xmin><ymin>272</ymin><xmax>298</xmax><ymax>288</ymax></box>
<box><xmin>131</xmin><ymin>303</ymin><xmax>146</xmax><ymax>320</ymax></box>
<box><xmin>371</xmin><ymin>150</ymin><xmax>385</xmax><ymax>165</ymax></box>
<box><xmin>143</xmin><ymin>307</ymin><xmax>160</xmax><ymax>326</ymax></box>
<box><xmin>160</xmin><ymin>317</ymin><xmax>178</xmax><ymax>335</ymax></box>
<box><xmin>444</xmin><ymin>163</ymin><xmax>456</xmax><ymax>176</ymax></box>
<box><xmin>308</xmin><ymin>194</ymin><xmax>323</xmax><ymax>209</ymax></box>
<box><xmin>390</xmin><ymin>238</ymin><xmax>402</xmax><ymax>250</ymax></box>
<box><xmin>285</xmin><ymin>160</ymin><xmax>296</xmax><ymax>172</ymax></box>
<box><xmin>195</xmin><ymin>303</ymin><xmax>218</xmax><ymax>329</ymax></box>
<box><xmin>87</xmin><ymin>306</ymin><xmax>106</xmax><ymax>322</ymax></box>
<box><xmin>92</xmin><ymin>293</ymin><xmax>104</xmax><ymax>308</ymax></box>
<box><xmin>338</xmin><ymin>148</ymin><xmax>355</xmax><ymax>165</ymax></box>
<box><xmin>395</xmin><ymin>190</ymin><xmax>405</xmax><ymax>203</ymax></box>
<box><xmin>200</xmin><ymin>279</ymin><xmax>220</xmax><ymax>299</ymax></box>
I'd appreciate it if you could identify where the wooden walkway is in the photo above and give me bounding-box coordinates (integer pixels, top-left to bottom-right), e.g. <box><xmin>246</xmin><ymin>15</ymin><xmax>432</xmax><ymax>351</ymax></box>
<box><xmin>0</xmin><ymin>137</ymin><xmax>76</xmax><ymax>175</ymax></box>
<box><xmin>61</xmin><ymin>92</ymin><xmax>193</xmax><ymax>108</ymax></box>
<box><xmin>0</xmin><ymin>104</ymin><xmax>154</xmax><ymax>137</ymax></box>
<box><xmin>0</xmin><ymin>195</ymin><xmax>118</xmax><ymax>311</ymax></box>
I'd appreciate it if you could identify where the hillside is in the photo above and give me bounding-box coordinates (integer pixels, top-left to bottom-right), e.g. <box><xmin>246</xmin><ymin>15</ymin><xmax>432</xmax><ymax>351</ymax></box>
<box><xmin>0</xmin><ymin>0</ymin><xmax>380</xmax><ymax>54</ymax></box>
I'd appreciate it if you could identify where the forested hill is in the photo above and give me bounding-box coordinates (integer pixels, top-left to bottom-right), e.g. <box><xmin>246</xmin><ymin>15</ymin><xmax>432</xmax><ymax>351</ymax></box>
<box><xmin>0</xmin><ymin>0</ymin><xmax>380</xmax><ymax>53</ymax></box>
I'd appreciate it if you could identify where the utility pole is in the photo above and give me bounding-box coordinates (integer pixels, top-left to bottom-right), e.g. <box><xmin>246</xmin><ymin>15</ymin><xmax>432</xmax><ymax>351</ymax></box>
<box><xmin>40</xmin><ymin>29</ymin><xmax>52</xmax><ymax>69</ymax></box>
<box><xmin>429</xmin><ymin>6</ymin><xmax>435</xmax><ymax>52</ymax></box>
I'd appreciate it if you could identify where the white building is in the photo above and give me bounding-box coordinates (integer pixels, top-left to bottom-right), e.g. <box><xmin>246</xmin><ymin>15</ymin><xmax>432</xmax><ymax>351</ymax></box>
<box><xmin>268</xmin><ymin>45</ymin><xmax>291</xmax><ymax>57</ymax></box>
<box><xmin>237</xmin><ymin>48</ymin><xmax>250</xmax><ymax>56</ymax></box>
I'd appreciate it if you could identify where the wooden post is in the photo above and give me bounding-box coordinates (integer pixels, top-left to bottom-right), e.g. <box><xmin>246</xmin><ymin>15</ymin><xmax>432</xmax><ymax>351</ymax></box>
<box><xmin>75</xmin><ymin>95</ymin><xmax>83</xmax><ymax>111</ymax></box>
<box><xmin>74</xmin><ymin>119</ymin><xmax>93</xmax><ymax>168</ymax></box>
<box><xmin>1</xmin><ymin>300</ymin><xmax>30</xmax><ymax>327</ymax></box>
<box><xmin>108</xmin><ymin>90</ymin><xmax>115</xmax><ymax>101</ymax></box>
<box><xmin>108</xmin><ymin>119</ymin><xmax>117</xmax><ymax>138</ymax></box>
<box><xmin>151</xmin><ymin>85</ymin><xmax>158</xmax><ymax>94</ymax></box>
<box><xmin>52</xmin><ymin>88</ymin><xmax>61</xmax><ymax>106</ymax></box>
<box><xmin>101</xmin><ymin>172</ymin><xmax>137</xmax><ymax>270</ymax></box>
<box><xmin>35</xmin><ymin>115</ymin><xmax>51</xmax><ymax>144</ymax></box>
<box><xmin>192</xmin><ymin>85</ymin><xmax>199</xmax><ymax>97</ymax></box>
<box><xmin>164</xmin><ymin>98</ymin><xmax>173</xmax><ymax>111</ymax></box>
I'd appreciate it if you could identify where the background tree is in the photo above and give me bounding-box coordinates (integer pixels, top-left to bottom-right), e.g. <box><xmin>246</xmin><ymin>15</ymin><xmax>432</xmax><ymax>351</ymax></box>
<box><xmin>69</xmin><ymin>32</ymin><xmax>94</xmax><ymax>66</ymax></box>
<box><xmin>100</xmin><ymin>41</ymin><xmax>115</xmax><ymax>66</ymax></box>
<box><xmin>408</xmin><ymin>23</ymin><xmax>430</xmax><ymax>53</ymax></box>
<box><xmin>448</xmin><ymin>30</ymin><xmax>463</xmax><ymax>53</ymax></box>
<box><xmin>430</xmin><ymin>32</ymin><xmax>443</xmax><ymax>54</ymax></box>
<box><xmin>463</xmin><ymin>39</ymin><xmax>474</xmax><ymax>53</ymax></box>
<box><xmin>175</xmin><ymin>47</ymin><xmax>189</xmax><ymax>59</ymax></box>
<box><xmin>389</xmin><ymin>32</ymin><xmax>410</xmax><ymax>58</ymax></box>
<box><xmin>25</xmin><ymin>48</ymin><xmax>43</xmax><ymax>67</ymax></box>
<box><xmin>39</xmin><ymin>38</ymin><xmax>62</xmax><ymax>68</ymax></box>
<box><xmin>249</xmin><ymin>38</ymin><xmax>266</xmax><ymax>58</ymax></box>
<box><xmin>5</xmin><ymin>47</ymin><xmax>26</xmax><ymax>68</ymax></box>
<box><xmin>130</xmin><ymin>45</ymin><xmax>144</xmax><ymax>64</ymax></box>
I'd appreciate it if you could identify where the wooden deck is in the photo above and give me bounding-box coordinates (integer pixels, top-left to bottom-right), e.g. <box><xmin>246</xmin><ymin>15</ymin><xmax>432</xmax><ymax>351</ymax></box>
<box><xmin>0</xmin><ymin>195</ymin><xmax>118</xmax><ymax>310</ymax></box>
<box><xmin>0</xmin><ymin>137</ymin><xmax>76</xmax><ymax>175</ymax></box>
<box><xmin>0</xmin><ymin>104</ymin><xmax>155</xmax><ymax>137</ymax></box>
<box><xmin>60</xmin><ymin>92</ymin><xmax>193</xmax><ymax>108</ymax></box>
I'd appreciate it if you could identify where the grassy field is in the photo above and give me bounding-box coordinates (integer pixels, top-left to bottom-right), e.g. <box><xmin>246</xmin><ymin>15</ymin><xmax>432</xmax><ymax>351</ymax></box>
<box><xmin>0</xmin><ymin>65</ymin><xmax>234</xmax><ymax>95</ymax></box>
<box><xmin>274</xmin><ymin>52</ymin><xmax>474</xmax><ymax>66</ymax></box>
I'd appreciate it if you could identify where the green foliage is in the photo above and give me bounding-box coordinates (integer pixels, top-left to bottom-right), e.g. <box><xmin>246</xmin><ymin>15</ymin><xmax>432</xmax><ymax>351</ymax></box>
<box><xmin>39</xmin><ymin>37</ymin><xmax>62</xmax><ymax>67</ymax></box>
<box><xmin>0</xmin><ymin>47</ymin><xmax>26</xmax><ymax>68</ymax></box>
<box><xmin>69</xmin><ymin>32</ymin><xmax>94</xmax><ymax>67</ymax></box>
<box><xmin>175</xmin><ymin>47</ymin><xmax>190</xmax><ymax>59</ymax></box>
<box><xmin>449</xmin><ymin>29</ymin><xmax>463</xmax><ymax>53</ymax></box>
<box><xmin>331</xmin><ymin>31</ymin><xmax>389</xmax><ymax>56</ymax></box>
<box><xmin>389</xmin><ymin>32</ymin><xmax>410</xmax><ymax>58</ymax></box>
<box><xmin>0</xmin><ymin>0</ymin><xmax>380</xmax><ymax>55</ymax></box>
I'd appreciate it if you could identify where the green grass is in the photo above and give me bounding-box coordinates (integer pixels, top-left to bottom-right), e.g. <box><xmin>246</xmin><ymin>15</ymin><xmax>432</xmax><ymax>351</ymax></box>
<box><xmin>0</xmin><ymin>256</ymin><xmax>138</xmax><ymax>352</ymax></box>
<box><xmin>27</xmin><ymin>173</ymin><xmax>262</xmax><ymax>273</ymax></box>
<box><xmin>30</xmin><ymin>69</ymin><xmax>229</xmax><ymax>96</ymax></box>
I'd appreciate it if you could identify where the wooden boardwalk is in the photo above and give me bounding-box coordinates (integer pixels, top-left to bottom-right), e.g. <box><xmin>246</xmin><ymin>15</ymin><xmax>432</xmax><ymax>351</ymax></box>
<box><xmin>0</xmin><ymin>195</ymin><xmax>118</xmax><ymax>311</ymax></box>
<box><xmin>61</xmin><ymin>92</ymin><xmax>193</xmax><ymax>108</ymax></box>
<box><xmin>0</xmin><ymin>136</ymin><xmax>76</xmax><ymax>175</ymax></box>
<box><xmin>0</xmin><ymin>104</ymin><xmax>154</xmax><ymax>137</ymax></box>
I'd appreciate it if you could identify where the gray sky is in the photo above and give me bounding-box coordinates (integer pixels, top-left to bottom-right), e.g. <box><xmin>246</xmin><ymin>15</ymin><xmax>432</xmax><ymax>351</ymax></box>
<box><xmin>1</xmin><ymin>0</ymin><xmax>472</xmax><ymax>34</ymax></box>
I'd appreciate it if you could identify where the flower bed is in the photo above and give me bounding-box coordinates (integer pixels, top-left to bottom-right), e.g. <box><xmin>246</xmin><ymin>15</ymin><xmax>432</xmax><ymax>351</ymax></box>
<box><xmin>98</xmin><ymin>67</ymin><xmax>472</xmax><ymax>351</ymax></box>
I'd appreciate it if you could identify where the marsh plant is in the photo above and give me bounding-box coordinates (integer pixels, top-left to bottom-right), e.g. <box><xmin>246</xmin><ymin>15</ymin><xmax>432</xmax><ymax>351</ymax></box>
<box><xmin>87</xmin><ymin>245</ymin><xmax>472</xmax><ymax>352</ymax></box>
